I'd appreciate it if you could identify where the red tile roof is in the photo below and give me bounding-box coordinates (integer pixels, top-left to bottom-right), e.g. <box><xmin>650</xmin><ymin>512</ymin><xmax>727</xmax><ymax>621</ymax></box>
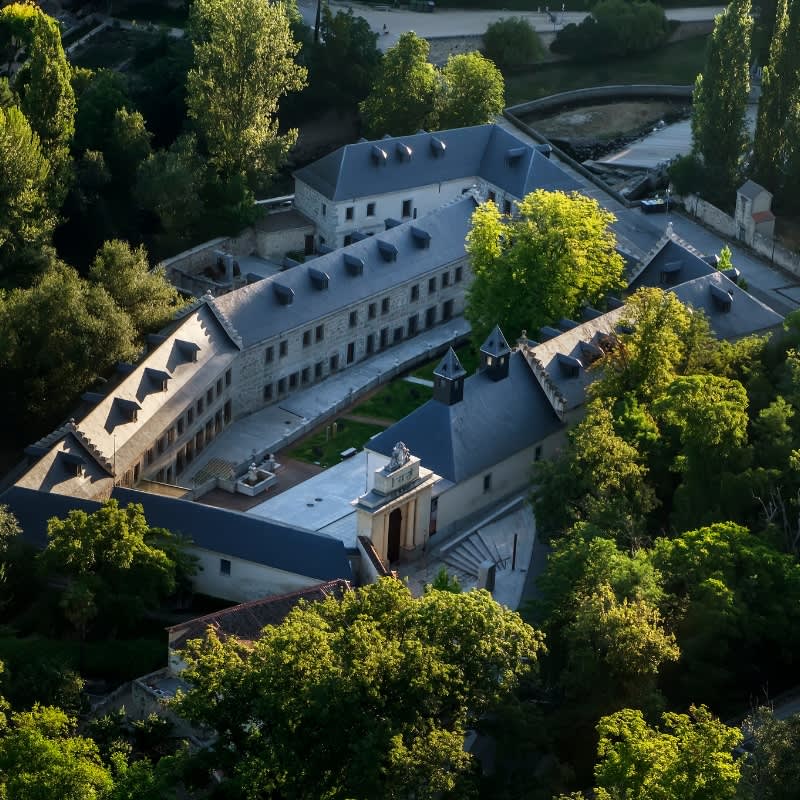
<box><xmin>752</xmin><ymin>210</ymin><xmax>775</xmax><ymax>224</ymax></box>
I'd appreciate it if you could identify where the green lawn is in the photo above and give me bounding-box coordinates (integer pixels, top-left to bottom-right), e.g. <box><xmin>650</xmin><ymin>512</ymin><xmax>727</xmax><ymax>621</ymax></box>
<box><xmin>287</xmin><ymin>419</ymin><xmax>386</xmax><ymax>468</ymax></box>
<box><xmin>353</xmin><ymin>380</ymin><xmax>432</xmax><ymax>421</ymax></box>
<box><xmin>505</xmin><ymin>36</ymin><xmax>709</xmax><ymax>106</ymax></box>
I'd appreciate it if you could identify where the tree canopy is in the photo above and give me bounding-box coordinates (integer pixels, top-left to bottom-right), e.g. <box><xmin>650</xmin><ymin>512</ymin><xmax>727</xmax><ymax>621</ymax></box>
<box><xmin>437</xmin><ymin>52</ymin><xmax>505</xmax><ymax>129</ymax></box>
<box><xmin>483</xmin><ymin>17</ymin><xmax>543</xmax><ymax>69</ymax></box>
<box><xmin>465</xmin><ymin>190</ymin><xmax>625</xmax><ymax>344</ymax></box>
<box><xmin>187</xmin><ymin>0</ymin><xmax>307</xmax><ymax>188</ymax></box>
<box><xmin>176</xmin><ymin>578</ymin><xmax>543</xmax><ymax>799</ymax></box>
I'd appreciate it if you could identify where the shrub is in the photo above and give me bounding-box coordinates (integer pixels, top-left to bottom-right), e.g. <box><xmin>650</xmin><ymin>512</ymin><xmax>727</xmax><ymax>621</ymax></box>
<box><xmin>483</xmin><ymin>17</ymin><xmax>544</xmax><ymax>69</ymax></box>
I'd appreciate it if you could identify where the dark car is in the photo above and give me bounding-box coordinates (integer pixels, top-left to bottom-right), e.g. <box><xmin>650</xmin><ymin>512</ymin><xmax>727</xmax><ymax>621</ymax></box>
<box><xmin>640</xmin><ymin>197</ymin><xmax>669</xmax><ymax>214</ymax></box>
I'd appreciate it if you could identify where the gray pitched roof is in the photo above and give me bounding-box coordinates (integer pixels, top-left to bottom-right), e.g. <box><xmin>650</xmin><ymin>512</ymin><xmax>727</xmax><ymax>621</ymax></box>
<box><xmin>670</xmin><ymin>271</ymin><xmax>784</xmax><ymax>339</ymax></box>
<box><xmin>293</xmin><ymin>124</ymin><xmax>580</xmax><ymax>202</ymax></box>
<box><xmin>2</xmin><ymin>486</ymin><xmax>352</xmax><ymax>583</ymax></box>
<box><xmin>367</xmin><ymin>351</ymin><xmax>563</xmax><ymax>482</ymax></box>
<box><xmin>213</xmin><ymin>197</ymin><xmax>476</xmax><ymax>348</ymax></box>
<box><xmin>628</xmin><ymin>239</ymin><xmax>717</xmax><ymax>292</ymax></box>
<box><xmin>738</xmin><ymin>179</ymin><xmax>770</xmax><ymax>200</ymax></box>
<box><xmin>434</xmin><ymin>347</ymin><xmax>466</xmax><ymax>380</ymax></box>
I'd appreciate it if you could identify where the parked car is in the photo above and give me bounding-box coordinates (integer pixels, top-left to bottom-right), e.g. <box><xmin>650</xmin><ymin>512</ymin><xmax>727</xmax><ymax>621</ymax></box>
<box><xmin>640</xmin><ymin>197</ymin><xmax>669</xmax><ymax>214</ymax></box>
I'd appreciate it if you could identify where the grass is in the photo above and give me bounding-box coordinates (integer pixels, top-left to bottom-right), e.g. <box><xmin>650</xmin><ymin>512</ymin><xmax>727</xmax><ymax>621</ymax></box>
<box><xmin>0</xmin><ymin>635</ymin><xmax>165</xmax><ymax>682</ymax></box>
<box><xmin>287</xmin><ymin>419</ymin><xmax>387</xmax><ymax>468</ymax></box>
<box><xmin>505</xmin><ymin>36</ymin><xmax>709</xmax><ymax>106</ymax></box>
<box><xmin>353</xmin><ymin>379</ymin><xmax>432</xmax><ymax>421</ymax></box>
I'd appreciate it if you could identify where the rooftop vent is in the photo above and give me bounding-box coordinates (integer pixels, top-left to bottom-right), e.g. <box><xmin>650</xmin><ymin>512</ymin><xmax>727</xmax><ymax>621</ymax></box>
<box><xmin>556</xmin><ymin>353</ymin><xmax>583</xmax><ymax>377</ymax></box>
<box><xmin>273</xmin><ymin>282</ymin><xmax>294</xmax><ymax>306</ymax></box>
<box><xmin>371</xmin><ymin>144</ymin><xmax>388</xmax><ymax>165</ymax></box>
<box><xmin>309</xmin><ymin>267</ymin><xmax>330</xmax><ymax>290</ymax></box>
<box><xmin>61</xmin><ymin>451</ymin><xmax>86</xmax><ymax>477</ymax></box>
<box><xmin>116</xmin><ymin>362</ymin><xmax>136</xmax><ymax>375</ymax></box>
<box><xmin>317</xmin><ymin>243</ymin><xmax>334</xmax><ymax>255</ymax></box>
<box><xmin>283</xmin><ymin>256</ymin><xmax>301</xmax><ymax>270</ymax></box>
<box><xmin>704</xmin><ymin>254</ymin><xmax>720</xmax><ymax>267</ymax></box>
<box><xmin>350</xmin><ymin>230</ymin><xmax>368</xmax><ymax>243</ymax></box>
<box><xmin>660</xmin><ymin>260</ymin><xmax>682</xmax><ymax>284</ymax></box>
<box><xmin>506</xmin><ymin>146</ymin><xmax>526</xmax><ymax>165</ymax></box>
<box><xmin>176</xmin><ymin>339</ymin><xmax>200</xmax><ymax>363</ymax></box>
<box><xmin>580</xmin><ymin>340</ymin><xmax>603</xmax><ymax>363</ymax></box>
<box><xmin>145</xmin><ymin>368</ymin><xmax>170</xmax><ymax>392</ymax></box>
<box><xmin>344</xmin><ymin>252</ymin><xmax>364</xmax><ymax>276</ymax></box>
<box><xmin>410</xmin><ymin>226</ymin><xmax>431</xmax><ymax>248</ymax></box>
<box><xmin>607</xmin><ymin>295</ymin><xmax>624</xmax><ymax>310</ymax></box>
<box><xmin>430</xmin><ymin>136</ymin><xmax>446</xmax><ymax>157</ymax></box>
<box><xmin>385</xmin><ymin>217</ymin><xmax>402</xmax><ymax>230</ymax></box>
<box><xmin>377</xmin><ymin>239</ymin><xmax>398</xmax><ymax>262</ymax></box>
<box><xmin>114</xmin><ymin>397</ymin><xmax>141</xmax><ymax>423</ymax></box>
<box><xmin>710</xmin><ymin>283</ymin><xmax>733</xmax><ymax>312</ymax></box>
<box><xmin>146</xmin><ymin>332</ymin><xmax>167</xmax><ymax>349</ymax></box>
<box><xmin>539</xmin><ymin>326</ymin><xmax>562</xmax><ymax>341</ymax></box>
<box><xmin>536</xmin><ymin>143</ymin><xmax>552</xmax><ymax>159</ymax></box>
<box><xmin>558</xmin><ymin>318</ymin><xmax>579</xmax><ymax>331</ymax></box>
<box><xmin>81</xmin><ymin>391</ymin><xmax>105</xmax><ymax>405</ymax></box>
<box><xmin>396</xmin><ymin>142</ymin><xmax>413</xmax><ymax>161</ymax></box>
<box><xmin>722</xmin><ymin>266</ymin><xmax>741</xmax><ymax>283</ymax></box>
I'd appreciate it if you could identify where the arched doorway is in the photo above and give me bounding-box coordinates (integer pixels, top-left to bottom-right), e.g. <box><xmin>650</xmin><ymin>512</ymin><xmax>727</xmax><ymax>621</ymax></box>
<box><xmin>387</xmin><ymin>508</ymin><xmax>402</xmax><ymax>563</ymax></box>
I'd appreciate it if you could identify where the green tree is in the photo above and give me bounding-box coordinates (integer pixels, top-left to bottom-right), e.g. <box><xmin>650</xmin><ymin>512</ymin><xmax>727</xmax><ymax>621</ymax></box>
<box><xmin>0</xmin><ymin>104</ymin><xmax>54</xmax><ymax>277</ymax></box>
<box><xmin>72</xmin><ymin>68</ymin><xmax>132</xmax><ymax>155</ymax></box>
<box><xmin>0</xmin><ymin>3</ymin><xmax>75</xmax><ymax>202</ymax></box>
<box><xmin>466</xmin><ymin>190</ymin><xmax>625</xmax><ymax>345</ymax></box>
<box><xmin>752</xmin><ymin>0</ymin><xmax>800</xmax><ymax>194</ymax></box>
<box><xmin>0</xmin><ymin>262</ymin><xmax>137</xmax><ymax>435</ymax></box>
<box><xmin>691</xmin><ymin>0</ymin><xmax>753</xmax><ymax>203</ymax></box>
<box><xmin>187</xmin><ymin>0</ymin><xmax>306</xmax><ymax>188</ymax></box>
<box><xmin>740</xmin><ymin>708</ymin><xmax>800</xmax><ymax>800</ymax></box>
<box><xmin>176</xmin><ymin>578</ymin><xmax>543</xmax><ymax>799</ymax></box>
<box><xmin>483</xmin><ymin>17</ymin><xmax>543</xmax><ymax>69</ymax></box>
<box><xmin>438</xmin><ymin>52</ymin><xmax>504</xmax><ymax>129</ymax></box>
<box><xmin>89</xmin><ymin>240</ymin><xmax>185</xmax><ymax>338</ymax></box>
<box><xmin>591</xmin><ymin>706</ymin><xmax>742</xmax><ymax>800</ymax></box>
<box><xmin>42</xmin><ymin>500</ymin><xmax>194</xmax><ymax>634</ymax></box>
<box><xmin>104</xmin><ymin>108</ymin><xmax>152</xmax><ymax>188</ymax></box>
<box><xmin>0</xmin><ymin>703</ymin><xmax>113</xmax><ymax>799</ymax></box>
<box><xmin>360</xmin><ymin>32</ymin><xmax>439</xmax><ymax>137</ymax></box>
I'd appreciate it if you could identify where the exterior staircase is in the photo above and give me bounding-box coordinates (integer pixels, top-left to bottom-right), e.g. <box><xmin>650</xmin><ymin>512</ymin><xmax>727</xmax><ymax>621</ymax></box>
<box><xmin>442</xmin><ymin>528</ymin><xmax>508</xmax><ymax>582</ymax></box>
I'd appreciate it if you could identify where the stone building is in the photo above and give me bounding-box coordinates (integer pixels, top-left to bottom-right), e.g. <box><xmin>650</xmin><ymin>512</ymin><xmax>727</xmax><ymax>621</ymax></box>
<box><xmin>735</xmin><ymin>179</ymin><xmax>775</xmax><ymax>246</ymax></box>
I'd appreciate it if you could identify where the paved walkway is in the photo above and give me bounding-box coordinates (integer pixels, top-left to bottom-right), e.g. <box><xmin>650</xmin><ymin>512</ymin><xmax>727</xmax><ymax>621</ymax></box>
<box><xmin>186</xmin><ymin>317</ymin><xmax>470</xmax><ymax>483</ymax></box>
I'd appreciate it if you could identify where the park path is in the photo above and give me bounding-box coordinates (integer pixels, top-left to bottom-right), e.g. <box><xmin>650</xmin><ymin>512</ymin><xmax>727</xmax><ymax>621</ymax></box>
<box><xmin>341</xmin><ymin>412</ymin><xmax>395</xmax><ymax>427</ymax></box>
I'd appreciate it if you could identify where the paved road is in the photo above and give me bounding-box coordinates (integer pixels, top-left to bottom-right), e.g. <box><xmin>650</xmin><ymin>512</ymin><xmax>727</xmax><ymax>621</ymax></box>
<box><xmin>297</xmin><ymin>1</ymin><xmax>725</xmax><ymax>50</ymax></box>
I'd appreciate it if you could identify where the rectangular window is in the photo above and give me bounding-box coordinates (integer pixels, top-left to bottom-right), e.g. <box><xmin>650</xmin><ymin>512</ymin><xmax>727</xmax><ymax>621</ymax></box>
<box><xmin>408</xmin><ymin>314</ymin><xmax>418</xmax><ymax>336</ymax></box>
<box><xmin>176</xmin><ymin>451</ymin><xmax>184</xmax><ymax>475</ymax></box>
<box><xmin>442</xmin><ymin>271</ymin><xmax>450</xmax><ymax>288</ymax></box>
<box><xmin>393</xmin><ymin>326</ymin><xmax>403</xmax><ymax>344</ymax></box>
<box><xmin>264</xmin><ymin>383</ymin><xmax>273</xmax><ymax>401</ymax></box>
<box><xmin>426</xmin><ymin>306</ymin><xmax>436</xmax><ymax>328</ymax></box>
<box><xmin>303</xmin><ymin>330</ymin><xmax>311</xmax><ymax>348</ymax></box>
<box><xmin>177</xmin><ymin>418</ymin><xmax>184</xmax><ymax>436</ymax></box>
<box><xmin>428</xmin><ymin>276</ymin><xmax>437</xmax><ymax>294</ymax></box>
<box><xmin>402</xmin><ymin>199</ymin><xmax>412</xmax><ymax>218</ymax></box>
<box><xmin>214</xmin><ymin>409</ymin><xmax>222</xmax><ymax>434</ymax></box>
<box><xmin>455</xmin><ymin>266</ymin><xmax>463</xmax><ymax>283</ymax></box>
<box><xmin>349</xmin><ymin>310</ymin><xmax>358</xmax><ymax>328</ymax></box>
<box><xmin>330</xmin><ymin>354</ymin><xmax>340</xmax><ymax>372</ymax></box>
<box><xmin>216</xmin><ymin>378</ymin><xmax>223</xmax><ymax>395</ymax></box>
<box><xmin>366</xmin><ymin>202</ymin><xmax>376</xmax><ymax>217</ymax></box>
<box><xmin>366</xmin><ymin>333</ymin><xmax>375</xmax><ymax>354</ymax></box>
<box><xmin>410</xmin><ymin>284</ymin><xmax>419</xmax><ymax>302</ymax></box>
<box><xmin>197</xmin><ymin>397</ymin><xmax>204</xmax><ymax>415</ymax></box>
<box><xmin>187</xmin><ymin>407</ymin><xmax>195</xmax><ymax>425</ymax></box>
<box><xmin>157</xmin><ymin>436</ymin><xmax>166</xmax><ymax>455</ymax></box>
<box><xmin>534</xmin><ymin>445</ymin><xmax>542</xmax><ymax>461</ymax></box>
<box><xmin>146</xmin><ymin>447</ymin><xmax>154</xmax><ymax>466</ymax></box>
<box><xmin>483</xmin><ymin>473</ymin><xmax>492</xmax><ymax>493</ymax></box>
<box><xmin>343</xmin><ymin>234</ymin><xmax>353</xmax><ymax>246</ymax></box>
<box><xmin>380</xmin><ymin>327</ymin><xmax>389</xmax><ymax>348</ymax></box>
<box><xmin>381</xmin><ymin>297</ymin><xmax>390</xmax><ymax>315</ymax></box>
<box><xmin>195</xmin><ymin>430</ymin><xmax>204</xmax><ymax>452</ymax></box>
<box><xmin>167</xmin><ymin>427</ymin><xmax>176</xmax><ymax>445</ymax></box>
<box><xmin>185</xmin><ymin>441</ymin><xmax>194</xmax><ymax>463</ymax></box>
<box><xmin>265</xmin><ymin>345</ymin><xmax>274</xmax><ymax>363</ymax></box>
<box><xmin>225</xmin><ymin>369</ymin><xmax>232</xmax><ymax>387</ymax></box>
<box><xmin>301</xmin><ymin>367</ymin><xmax>310</xmax><ymax>385</ymax></box>
<box><xmin>289</xmin><ymin>372</ymin><xmax>298</xmax><ymax>389</ymax></box>
<box><xmin>347</xmin><ymin>342</ymin><xmax>355</xmax><ymax>364</ymax></box>
<box><xmin>442</xmin><ymin>299</ymin><xmax>454</xmax><ymax>321</ymax></box>
<box><xmin>488</xmin><ymin>190</ymin><xmax>496</xmax><ymax>203</ymax></box>
<box><xmin>315</xmin><ymin>361</ymin><xmax>324</xmax><ymax>379</ymax></box>
<box><xmin>224</xmin><ymin>399</ymin><xmax>232</xmax><ymax>424</ymax></box>
<box><xmin>278</xmin><ymin>377</ymin><xmax>287</xmax><ymax>395</ymax></box>
<box><xmin>315</xmin><ymin>324</ymin><xmax>324</xmax><ymax>342</ymax></box>
<box><xmin>207</xmin><ymin>388</ymin><xmax>214</xmax><ymax>405</ymax></box>
<box><xmin>346</xmin><ymin>206</ymin><xmax>354</xmax><ymax>221</ymax></box>
<box><xmin>503</xmin><ymin>199</ymin><xmax>512</xmax><ymax>215</ymax></box>
<box><xmin>279</xmin><ymin>340</ymin><xmax>288</xmax><ymax>358</ymax></box>
<box><xmin>322</xmin><ymin>203</ymin><xmax>326</xmax><ymax>217</ymax></box>
<box><xmin>368</xmin><ymin>303</ymin><xmax>377</xmax><ymax>320</ymax></box>
<box><xmin>220</xmin><ymin>558</ymin><xmax>231</xmax><ymax>576</ymax></box>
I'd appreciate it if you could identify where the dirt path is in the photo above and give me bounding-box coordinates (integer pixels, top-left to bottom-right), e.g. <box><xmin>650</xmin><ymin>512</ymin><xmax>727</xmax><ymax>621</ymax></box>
<box><xmin>341</xmin><ymin>413</ymin><xmax>394</xmax><ymax>427</ymax></box>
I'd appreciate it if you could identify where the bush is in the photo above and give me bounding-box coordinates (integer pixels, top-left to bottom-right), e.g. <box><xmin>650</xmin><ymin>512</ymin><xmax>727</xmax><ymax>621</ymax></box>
<box><xmin>483</xmin><ymin>17</ymin><xmax>544</xmax><ymax>69</ymax></box>
<box><xmin>668</xmin><ymin>153</ymin><xmax>706</xmax><ymax>196</ymax></box>
<box><xmin>551</xmin><ymin>0</ymin><xmax>669</xmax><ymax>61</ymax></box>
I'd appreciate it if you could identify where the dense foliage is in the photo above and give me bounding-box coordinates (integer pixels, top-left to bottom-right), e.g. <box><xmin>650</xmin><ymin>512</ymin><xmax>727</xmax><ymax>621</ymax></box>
<box><xmin>483</xmin><ymin>17</ymin><xmax>543</xmax><ymax>69</ymax></box>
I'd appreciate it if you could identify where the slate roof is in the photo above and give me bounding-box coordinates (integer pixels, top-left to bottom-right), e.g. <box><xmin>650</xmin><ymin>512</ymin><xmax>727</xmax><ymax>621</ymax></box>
<box><xmin>628</xmin><ymin>239</ymin><xmax>716</xmax><ymax>292</ymax></box>
<box><xmin>1</xmin><ymin>486</ymin><xmax>353</xmax><ymax>583</ymax></box>
<box><xmin>670</xmin><ymin>271</ymin><xmax>784</xmax><ymax>339</ymax></box>
<box><xmin>434</xmin><ymin>347</ymin><xmax>466</xmax><ymax>380</ymax></box>
<box><xmin>738</xmin><ymin>179</ymin><xmax>770</xmax><ymax>200</ymax></box>
<box><xmin>293</xmin><ymin>124</ymin><xmax>580</xmax><ymax>202</ymax></box>
<box><xmin>480</xmin><ymin>325</ymin><xmax>511</xmax><ymax>357</ymax></box>
<box><xmin>213</xmin><ymin>197</ymin><xmax>476</xmax><ymax>348</ymax></box>
<box><xmin>167</xmin><ymin>579</ymin><xmax>352</xmax><ymax>651</ymax></box>
<box><xmin>366</xmin><ymin>351</ymin><xmax>563</xmax><ymax>482</ymax></box>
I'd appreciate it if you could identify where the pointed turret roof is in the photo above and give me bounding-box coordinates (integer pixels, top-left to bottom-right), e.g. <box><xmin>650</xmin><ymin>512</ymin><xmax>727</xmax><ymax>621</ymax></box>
<box><xmin>480</xmin><ymin>325</ymin><xmax>511</xmax><ymax>358</ymax></box>
<box><xmin>433</xmin><ymin>347</ymin><xmax>466</xmax><ymax>380</ymax></box>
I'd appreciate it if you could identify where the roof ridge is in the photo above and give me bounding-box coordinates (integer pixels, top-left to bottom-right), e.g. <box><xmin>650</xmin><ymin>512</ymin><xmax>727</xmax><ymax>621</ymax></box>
<box><xmin>204</xmin><ymin>295</ymin><xmax>243</xmax><ymax>349</ymax></box>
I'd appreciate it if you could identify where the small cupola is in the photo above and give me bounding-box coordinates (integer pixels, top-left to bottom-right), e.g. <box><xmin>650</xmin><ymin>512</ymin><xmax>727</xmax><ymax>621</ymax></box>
<box><xmin>479</xmin><ymin>325</ymin><xmax>511</xmax><ymax>381</ymax></box>
<box><xmin>433</xmin><ymin>347</ymin><xmax>467</xmax><ymax>406</ymax></box>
